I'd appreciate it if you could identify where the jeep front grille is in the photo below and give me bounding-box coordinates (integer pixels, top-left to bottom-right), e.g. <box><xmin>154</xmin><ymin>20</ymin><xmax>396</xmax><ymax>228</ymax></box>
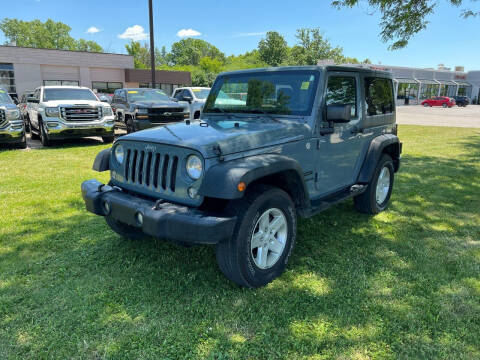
<box><xmin>124</xmin><ymin>149</ymin><xmax>179</xmax><ymax>192</ymax></box>
<box><xmin>60</xmin><ymin>106</ymin><xmax>102</xmax><ymax>121</ymax></box>
<box><xmin>0</xmin><ymin>109</ymin><xmax>5</xmax><ymax>127</ymax></box>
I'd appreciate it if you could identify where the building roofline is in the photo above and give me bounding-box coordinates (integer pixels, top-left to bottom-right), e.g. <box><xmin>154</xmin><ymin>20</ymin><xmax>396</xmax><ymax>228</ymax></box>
<box><xmin>0</xmin><ymin>44</ymin><xmax>133</xmax><ymax>57</ymax></box>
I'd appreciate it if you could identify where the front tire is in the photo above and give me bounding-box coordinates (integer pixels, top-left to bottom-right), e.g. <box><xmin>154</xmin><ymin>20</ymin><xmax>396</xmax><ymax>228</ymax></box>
<box><xmin>40</xmin><ymin>122</ymin><xmax>51</xmax><ymax>147</ymax></box>
<box><xmin>216</xmin><ymin>185</ymin><xmax>297</xmax><ymax>288</ymax></box>
<box><xmin>354</xmin><ymin>154</ymin><xmax>395</xmax><ymax>215</ymax></box>
<box><xmin>102</xmin><ymin>136</ymin><xmax>114</xmax><ymax>143</ymax></box>
<box><xmin>105</xmin><ymin>216</ymin><xmax>145</xmax><ymax>241</ymax></box>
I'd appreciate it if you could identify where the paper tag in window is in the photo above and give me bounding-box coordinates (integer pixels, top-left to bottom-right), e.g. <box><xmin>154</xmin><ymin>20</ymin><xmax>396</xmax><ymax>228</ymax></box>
<box><xmin>128</xmin><ymin>90</ymin><xmax>138</xmax><ymax>94</ymax></box>
<box><xmin>193</xmin><ymin>89</ymin><xmax>201</xmax><ymax>92</ymax></box>
<box><xmin>301</xmin><ymin>82</ymin><xmax>310</xmax><ymax>90</ymax></box>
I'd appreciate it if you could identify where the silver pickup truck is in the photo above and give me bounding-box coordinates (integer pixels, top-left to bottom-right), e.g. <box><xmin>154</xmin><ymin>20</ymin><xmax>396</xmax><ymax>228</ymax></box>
<box><xmin>27</xmin><ymin>86</ymin><xmax>115</xmax><ymax>146</ymax></box>
<box><xmin>0</xmin><ymin>87</ymin><xmax>26</xmax><ymax>148</ymax></box>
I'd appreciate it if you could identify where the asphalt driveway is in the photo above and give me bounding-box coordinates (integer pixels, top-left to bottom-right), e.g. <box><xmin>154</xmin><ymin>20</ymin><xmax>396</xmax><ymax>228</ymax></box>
<box><xmin>397</xmin><ymin>105</ymin><xmax>480</xmax><ymax>128</ymax></box>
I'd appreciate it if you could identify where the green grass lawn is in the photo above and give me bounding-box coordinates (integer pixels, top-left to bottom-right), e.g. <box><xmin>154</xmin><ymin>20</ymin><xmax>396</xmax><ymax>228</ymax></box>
<box><xmin>0</xmin><ymin>126</ymin><xmax>479</xmax><ymax>359</ymax></box>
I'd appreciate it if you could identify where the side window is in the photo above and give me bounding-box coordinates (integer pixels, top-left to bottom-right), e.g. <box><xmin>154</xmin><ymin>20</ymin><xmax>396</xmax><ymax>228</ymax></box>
<box><xmin>120</xmin><ymin>91</ymin><xmax>127</xmax><ymax>102</ymax></box>
<box><xmin>34</xmin><ymin>89</ymin><xmax>41</xmax><ymax>101</ymax></box>
<box><xmin>325</xmin><ymin>76</ymin><xmax>357</xmax><ymax>118</ymax></box>
<box><xmin>174</xmin><ymin>90</ymin><xmax>184</xmax><ymax>100</ymax></box>
<box><xmin>364</xmin><ymin>77</ymin><xmax>394</xmax><ymax>116</ymax></box>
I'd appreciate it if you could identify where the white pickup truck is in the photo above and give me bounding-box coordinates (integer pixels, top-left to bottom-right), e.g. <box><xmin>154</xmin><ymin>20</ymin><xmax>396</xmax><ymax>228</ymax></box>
<box><xmin>27</xmin><ymin>86</ymin><xmax>115</xmax><ymax>146</ymax></box>
<box><xmin>172</xmin><ymin>87</ymin><xmax>210</xmax><ymax>120</ymax></box>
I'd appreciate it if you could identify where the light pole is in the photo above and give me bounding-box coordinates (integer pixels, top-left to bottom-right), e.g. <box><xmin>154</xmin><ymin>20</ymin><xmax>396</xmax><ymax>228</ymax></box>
<box><xmin>148</xmin><ymin>0</ymin><xmax>156</xmax><ymax>88</ymax></box>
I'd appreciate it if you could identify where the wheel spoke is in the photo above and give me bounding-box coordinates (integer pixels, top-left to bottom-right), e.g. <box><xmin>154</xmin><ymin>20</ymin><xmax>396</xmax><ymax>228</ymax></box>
<box><xmin>269</xmin><ymin>236</ymin><xmax>285</xmax><ymax>254</ymax></box>
<box><xmin>259</xmin><ymin>212</ymin><xmax>270</xmax><ymax>231</ymax></box>
<box><xmin>251</xmin><ymin>231</ymin><xmax>263</xmax><ymax>249</ymax></box>
<box><xmin>269</xmin><ymin>216</ymin><xmax>284</xmax><ymax>234</ymax></box>
<box><xmin>256</xmin><ymin>246</ymin><xmax>269</xmax><ymax>268</ymax></box>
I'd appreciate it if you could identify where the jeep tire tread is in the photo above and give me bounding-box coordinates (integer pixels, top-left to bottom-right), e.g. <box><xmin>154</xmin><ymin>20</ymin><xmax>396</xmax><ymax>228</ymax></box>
<box><xmin>216</xmin><ymin>185</ymin><xmax>297</xmax><ymax>288</ymax></box>
<box><xmin>354</xmin><ymin>154</ymin><xmax>394</xmax><ymax>214</ymax></box>
<box><xmin>105</xmin><ymin>215</ymin><xmax>145</xmax><ymax>241</ymax></box>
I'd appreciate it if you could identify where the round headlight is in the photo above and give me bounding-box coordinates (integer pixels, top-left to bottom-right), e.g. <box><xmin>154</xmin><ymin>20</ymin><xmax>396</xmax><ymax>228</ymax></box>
<box><xmin>186</xmin><ymin>155</ymin><xmax>203</xmax><ymax>180</ymax></box>
<box><xmin>114</xmin><ymin>144</ymin><xmax>124</xmax><ymax>164</ymax></box>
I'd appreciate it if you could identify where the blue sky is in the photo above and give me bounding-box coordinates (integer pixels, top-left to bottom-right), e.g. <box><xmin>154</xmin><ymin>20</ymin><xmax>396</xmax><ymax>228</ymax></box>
<box><xmin>1</xmin><ymin>0</ymin><xmax>479</xmax><ymax>71</ymax></box>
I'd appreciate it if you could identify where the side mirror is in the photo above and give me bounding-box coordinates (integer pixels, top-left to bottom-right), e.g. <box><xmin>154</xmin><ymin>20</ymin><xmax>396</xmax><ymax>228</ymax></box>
<box><xmin>12</xmin><ymin>97</ymin><xmax>19</xmax><ymax>105</ymax></box>
<box><xmin>327</xmin><ymin>105</ymin><xmax>351</xmax><ymax>123</ymax></box>
<box><xmin>99</xmin><ymin>96</ymin><xmax>109</xmax><ymax>103</ymax></box>
<box><xmin>182</xmin><ymin>95</ymin><xmax>193</xmax><ymax>103</ymax></box>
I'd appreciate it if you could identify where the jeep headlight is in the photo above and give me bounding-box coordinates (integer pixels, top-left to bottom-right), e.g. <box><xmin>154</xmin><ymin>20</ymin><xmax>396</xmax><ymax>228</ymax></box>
<box><xmin>6</xmin><ymin>109</ymin><xmax>20</xmax><ymax>120</ymax></box>
<box><xmin>45</xmin><ymin>107</ymin><xmax>60</xmax><ymax>117</ymax></box>
<box><xmin>186</xmin><ymin>155</ymin><xmax>203</xmax><ymax>180</ymax></box>
<box><xmin>137</xmin><ymin>108</ymin><xmax>148</xmax><ymax>114</ymax></box>
<box><xmin>103</xmin><ymin>106</ymin><xmax>113</xmax><ymax>116</ymax></box>
<box><xmin>114</xmin><ymin>144</ymin><xmax>125</xmax><ymax>164</ymax></box>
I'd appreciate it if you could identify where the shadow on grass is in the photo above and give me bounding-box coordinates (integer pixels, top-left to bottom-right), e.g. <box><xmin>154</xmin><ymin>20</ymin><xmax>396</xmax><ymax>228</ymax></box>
<box><xmin>0</xmin><ymin>136</ymin><xmax>479</xmax><ymax>358</ymax></box>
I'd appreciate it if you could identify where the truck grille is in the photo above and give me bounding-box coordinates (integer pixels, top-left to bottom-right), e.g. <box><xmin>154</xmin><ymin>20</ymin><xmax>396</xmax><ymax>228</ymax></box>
<box><xmin>124</xmin><ymin>148</ymin><xmax>179</xmax><ymax>192</ymax></box>
<box><xmin>0</xmin><ymin>109</ymin><xmax>5</xmax><ymax>127</ymax></box>
<box><xmin>150</xmin><ymin>107</ymin><xmax>184</xmax><ymax>114</ymax></box>
<box><xmin>60</xmin><ymin>106</ymin><xmax>102</xmax><ymax>121</ymax></box>
<box><xmin>148</xmin><ymin>107</ymin><xmax>185</xmax><ymax>124</ymax></box>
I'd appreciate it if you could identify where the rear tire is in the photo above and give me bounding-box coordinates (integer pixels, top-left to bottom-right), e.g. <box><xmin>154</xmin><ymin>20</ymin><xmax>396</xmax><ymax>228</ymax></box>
<box><xmin>442</xmin><ymin>103</ymin><xmax>448</xmax><ymax>108</ymax></box>
<box><xmin>105</xmin><ymin>216</ymin><xmax>145</xmax><ymax>241</ymax></box>
<box><xmin>216</xmin><ymin>185</ymin><xmax>297</xmax><ymax>288</ymax></box>
<box><xmin>29</xmin><ymin>118</ymin><xmax>40</xmax><ymax>140</ymax></box>
<box><xmin>354</xmin><ymin>154</ymin><xmax>394</xmax><ymax>215</ymax></box>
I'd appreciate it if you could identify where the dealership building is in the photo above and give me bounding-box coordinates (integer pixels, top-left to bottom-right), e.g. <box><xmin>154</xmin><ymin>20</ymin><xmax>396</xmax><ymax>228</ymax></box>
<box><xmin>0</xmin><ymin>45</ymin><xmax>191</xmax><ymax>99</ymax></box>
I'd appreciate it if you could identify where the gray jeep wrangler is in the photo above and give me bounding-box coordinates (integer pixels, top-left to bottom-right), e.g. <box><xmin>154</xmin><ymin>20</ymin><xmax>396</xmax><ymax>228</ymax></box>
<box><xmin>81</xmin><ymin>66</ymin><xmax>402</xmax><ymax>288</ymax></box>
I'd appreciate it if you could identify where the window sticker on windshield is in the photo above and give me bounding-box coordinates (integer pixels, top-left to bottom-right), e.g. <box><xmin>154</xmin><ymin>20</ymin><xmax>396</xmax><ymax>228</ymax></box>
<box><xmin>193</xmin><ymin>89</ymin><xmax>201</xmax><ymax>92</ymax></box>
<box><xmin>128</xmin><ymin>91</ymin><xmax>138</xmax><ymax>94</ymax></box>
<box><xmin>301</xmin><ymin>82</ymin><xmax>310</xmax><ymax>90</ymax></box>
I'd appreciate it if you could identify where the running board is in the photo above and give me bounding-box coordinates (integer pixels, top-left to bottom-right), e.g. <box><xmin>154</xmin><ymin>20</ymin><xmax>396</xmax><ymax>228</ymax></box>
<box><xmin>301</xmin><ymin>184</ymin><xmax>367</xmax><ymax>218</ymax></box>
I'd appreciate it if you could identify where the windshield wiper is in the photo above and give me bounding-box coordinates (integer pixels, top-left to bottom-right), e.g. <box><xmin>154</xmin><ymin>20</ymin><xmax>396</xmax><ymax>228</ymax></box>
<box><xmin>248</xmin><ymin>109</ymin><xmax>282</xmax><ymax>123</ymax></box>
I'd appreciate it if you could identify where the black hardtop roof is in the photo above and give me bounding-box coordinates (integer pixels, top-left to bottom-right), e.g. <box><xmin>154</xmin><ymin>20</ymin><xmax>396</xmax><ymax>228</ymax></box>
<box><xmin>219</xmin><ymin>65</ymin><xmax>393</xmax><ymax>78</ymax></box>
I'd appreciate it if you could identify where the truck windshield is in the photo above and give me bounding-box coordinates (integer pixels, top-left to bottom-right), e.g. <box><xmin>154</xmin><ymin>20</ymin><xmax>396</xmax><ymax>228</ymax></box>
<box><xmin>192</xmin><ymin>89</ymin><xmax>210</xmax><ymax>99</ymax></box>
<box><xmin>43</xmin><ymin>88</ymin><xmax>98</xmax><ymax>102</ymax></box>
<box><xmin>0</xmin><ymin>90</ymin><xmax>13</xmax><ymax>104</ymax></box>
<box><xmin>127</xmin><ymin>90</ymin><xmax>170</xmax><ymax>102</ymax></box>
<box><xmin>203</xmin><ymin>70</ymin><xmax>319</xmax><ymax>116</ymax></box>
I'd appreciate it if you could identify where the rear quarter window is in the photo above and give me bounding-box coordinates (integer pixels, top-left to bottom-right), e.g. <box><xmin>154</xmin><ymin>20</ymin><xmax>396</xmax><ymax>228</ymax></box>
<box><xmin>364</xmin><ymin>77</ymin><xmax>394</xmax><ymax>116</ymax></box>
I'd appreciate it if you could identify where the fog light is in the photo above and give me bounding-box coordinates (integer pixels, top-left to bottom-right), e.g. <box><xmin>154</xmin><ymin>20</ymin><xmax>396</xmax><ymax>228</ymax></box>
<box><xmin>135</xmin><ymin>212</ymin><xmax>144</xmax><ymax>226</ymax></box>
<box><xmin>188</xmin><ymin>187</ymin><xmax>198</xmax><ymax>199</ymax></box>
<box><xmin>102</xmin><ymin>201</ymin><xmax>111</xmax><ymax>215</ymax></box>
<box><xmin>46</xmin><ymin>122</ymin><xmax>59</xmax><ymax>128</ymax></box>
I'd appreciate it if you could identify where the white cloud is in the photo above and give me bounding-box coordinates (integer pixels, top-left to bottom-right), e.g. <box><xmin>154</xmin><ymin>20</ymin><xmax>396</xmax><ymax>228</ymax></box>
<box><xmin>176</xmin><ymin>29</ymin><xmax>201</xmax><ymax>38</ymax></box>
<box><xmin>86</xmin><ymin>26</ymin><xmax>101</xmax><ymax>34</ymax></box>
<box><xmin>234</xmin><ymin>32</ymin><xmax>266</xmax><ymax>37</ymax></box>
<box><xmin>118</xmin><ymin>25</ymin><xmax>148</xmax><ymax>41</ymax></box>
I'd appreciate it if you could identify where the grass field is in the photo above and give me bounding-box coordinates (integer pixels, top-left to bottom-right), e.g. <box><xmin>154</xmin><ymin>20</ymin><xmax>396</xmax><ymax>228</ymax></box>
<box><xmin>0</xmin><ymin>126</ymin><xmax>479</xmax><ymax>359</ymax></box>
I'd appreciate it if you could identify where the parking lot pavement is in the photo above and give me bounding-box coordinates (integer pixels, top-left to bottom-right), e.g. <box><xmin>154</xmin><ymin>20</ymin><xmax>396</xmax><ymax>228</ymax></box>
<box><xmin>397</xmin><ymin>105</ymin><xmax>480</xmax><ymax>128</ymax></box>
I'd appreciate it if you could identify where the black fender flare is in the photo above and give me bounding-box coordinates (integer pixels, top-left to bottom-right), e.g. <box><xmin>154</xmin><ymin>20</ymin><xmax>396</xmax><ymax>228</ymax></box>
<box><xmin>357</xmin><ymin>134</ymin><xmax>401</xmax><ymax>183</ymax></box>
<box><xmin>199</xmin><ymin>154</ymin><xmax>309</xmax><ymax>205</ymax></box>
<box><xmin>92</xmin><ymin>148</ymin><xmax>111</xmax><ymax>172</ymax></box>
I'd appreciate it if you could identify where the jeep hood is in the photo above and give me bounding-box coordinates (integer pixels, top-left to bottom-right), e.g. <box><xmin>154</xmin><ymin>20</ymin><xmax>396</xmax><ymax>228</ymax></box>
<box><xmin>119</xmin><ymin>117</ymin><xmax>311</xmax><ymax>158</ymax></box>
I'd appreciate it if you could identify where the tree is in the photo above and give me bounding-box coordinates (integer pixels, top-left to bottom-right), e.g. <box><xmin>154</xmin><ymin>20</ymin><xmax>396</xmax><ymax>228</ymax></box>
<box><xmin>0</xmin><ymin>18</ymin><xmax>103</xmax><ymax>52</ymax></box>
<box><xmin>291</xmin><ymin>28</ymin><xmax>345</xmax><ymax>65</ymax></box>
<box><xmin>170</xmin><ymin>38</ymin><xmax>225</xmax><ymax>66</ymax></box>
<box><xmin>258</xmin><ymin>31</ymin><xmax>288</xmax><ymax>67</ymax></box>
<box><xmin>125</xmin><ymin>41</ymin><xmax>150</xmax><ymax>68</ymax></box>
<box><xmin>331</xmin><ymin>0</ymin><xmax>479</xmax><ymax>49</ymax></box>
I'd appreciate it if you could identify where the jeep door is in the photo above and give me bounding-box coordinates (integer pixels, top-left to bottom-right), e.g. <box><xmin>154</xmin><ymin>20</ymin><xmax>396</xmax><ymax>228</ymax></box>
<box><xmin>314</xmin><ymin>72</ymin><xmax>366</xmax><ymax>196</ymax></box>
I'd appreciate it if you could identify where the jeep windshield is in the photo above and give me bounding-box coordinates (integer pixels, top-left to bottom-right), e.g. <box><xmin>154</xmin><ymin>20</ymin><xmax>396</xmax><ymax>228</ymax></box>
<box><xmin>203</xmin><ymin>70</ymin><xmax>320</xmax><ymax>116</ymax></box>
<box><xmin>127</xmin><ymin>89</ymin><xmax>170</xmax><ymax>103</ymax></box>
<box><xmin>0</xmin><ymin>90</ymin><xmax>13</xmax><ymax>104</ymax></box>
<box><xmin>43</xmin><ymin>88</ymin><xmax>98</xmax><ymax>102</ymax></box>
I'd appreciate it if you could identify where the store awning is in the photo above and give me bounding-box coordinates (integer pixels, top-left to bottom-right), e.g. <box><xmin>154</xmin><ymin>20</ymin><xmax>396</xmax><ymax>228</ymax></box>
<box><xmin>395</xmin><ymin>78</ymin><xmax>419</xmax><ymax>84</ymax></box>
<box><xmin>438</xmin><ymin>80</ymin><xmax>456</xmax><ymax>86</ymax></box>
<box><xmin>418</xmin><ymin>79</ymin><xmax>439</xmax><ymax>85</ymax></box>
<box><xmin>455</xmin><ymin>81</ymin><xmax>471</xmax><ymax>87</ymax></box>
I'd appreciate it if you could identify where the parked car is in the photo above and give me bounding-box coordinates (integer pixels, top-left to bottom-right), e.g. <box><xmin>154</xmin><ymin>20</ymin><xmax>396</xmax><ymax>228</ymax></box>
<box><xmin>26</xmin><ymin>86</ymin><xmax>115</xmax><ymax>146</ymax></box>
<box><xmin>454</xmin><ymin>96</ymin><xmax>470</xmax><ymax>107</ymax></box>
<box><xmin>19</xmin><ymin>91</ymin><xmax>34</xmax><ymax>131</ymax></box>
<box><xmin>0</xmin><ymin>87</ymin><xmax>26</xmax><ymax>148</ymax></box>
<box><xmin>111</xmin><ymin>88</ymin><xmax>189</xmax><ymax>133</ymax></box>
<box><xmin>82</xmin><ymin>66</ymin><xmax>402</xmax><ymax>287</ymax></box>
<box><xmin>172</xmin><ymin>87</ymin><xmax>210</xmax><ymax>120</ymax></box>
<box><xmin>97</xmin><ymin>93</ymin><xmax>113</xmax><ymax>104</ymax></box>
<box><xmin>421</xmin><ymin>96</ymin><xmax>455</xmax><ymax>108</ymax></box>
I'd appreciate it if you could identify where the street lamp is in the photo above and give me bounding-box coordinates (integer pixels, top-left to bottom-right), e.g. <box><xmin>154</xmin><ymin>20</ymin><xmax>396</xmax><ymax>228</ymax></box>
<box><xmin>149</xmin><ymin>0</ymin><xmax>156</xmax><ymax>88</ymax></box>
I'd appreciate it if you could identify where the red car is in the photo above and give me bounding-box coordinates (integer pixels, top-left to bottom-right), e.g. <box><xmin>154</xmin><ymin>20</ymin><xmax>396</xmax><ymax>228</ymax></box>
<box><xmin>421</xmin><ymin>96</ymin><xmax>455</xmax><ymax>108</ymax></box>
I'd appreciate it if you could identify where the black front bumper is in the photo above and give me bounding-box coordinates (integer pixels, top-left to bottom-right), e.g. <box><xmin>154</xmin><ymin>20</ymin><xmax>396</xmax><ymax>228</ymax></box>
<box><xmin>81</xmin><ymin>179</ymin><xmax>236</xmax><ymax>244</ymax></box>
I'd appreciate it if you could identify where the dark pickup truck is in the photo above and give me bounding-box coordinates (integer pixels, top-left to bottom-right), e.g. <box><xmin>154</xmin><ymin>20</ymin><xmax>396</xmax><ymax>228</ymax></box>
<box><xmin>111</xmin><ymin>88</ymin><xmax>190</xmax><ymax>133</ymax></box>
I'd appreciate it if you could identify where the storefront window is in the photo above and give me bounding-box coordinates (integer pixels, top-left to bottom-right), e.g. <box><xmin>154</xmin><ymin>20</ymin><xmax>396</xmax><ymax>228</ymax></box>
<box><xmin>92</xmin><ymin>81</ymin><xmax>122</xmax><ymax>94</ymax></box>
<box><xmin>0</xmin><ymin>63</ymin><xmax>16</xmax><ymax>96</ymax></box>
<box><xmin>397</xmin><ymin>82</ymin><xmax>419</xmax><ymax>100</ymax></box>
<box><xmin>457</xmin><ymin>86</ymin><xmax>472</xmax><ymax>97</ymax></box>
<box><xmin>419</xmin><ymin>83</ymin><xmax>439</xmax><ymax>99</ymax></box>
<box><xmin>44</xmin><ymin>80</ymin><xmax>79</xmax><ymax>86</ymax></box>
